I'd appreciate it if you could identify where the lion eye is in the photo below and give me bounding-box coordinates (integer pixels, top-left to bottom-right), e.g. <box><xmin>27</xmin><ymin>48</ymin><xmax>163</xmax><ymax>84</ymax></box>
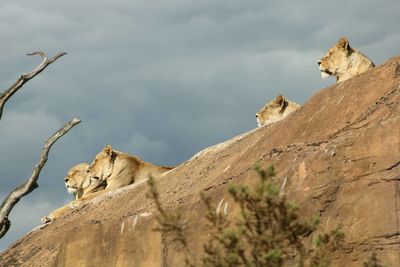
<box><xmin>91</xmin><ymin>176</ymin><xmax>99</xmax><ymax>181</ymax></box>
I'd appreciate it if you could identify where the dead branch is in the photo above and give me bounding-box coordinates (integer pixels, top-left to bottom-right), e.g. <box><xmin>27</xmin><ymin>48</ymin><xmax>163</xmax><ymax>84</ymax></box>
<box><xmin>0</xmin><ymin>117</ymin><xmax>81</xmax><ymax>238</ymax></box>
<box><xmin>0</xmin><ymin>51</ymin><xmax>66</xmax><ymax>121</ymax></box>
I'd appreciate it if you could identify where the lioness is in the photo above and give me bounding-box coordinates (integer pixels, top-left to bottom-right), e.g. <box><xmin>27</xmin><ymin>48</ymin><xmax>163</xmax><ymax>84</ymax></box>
<box><xmin>42</xmin><ymin>146</ymin><xmax>173</xmax><ymax>223</ymax></box>
<box><xmin>64</xmin><ymin>163</ymin><xmax>91</xmax><ymax>200</ymax></box>
<box><xmin>256</xmin><ymin>95</ymin><xmax>301</xmax><ymax>127</ymax></box>
<box><xmin>318</xmin><ymin>37</ymin><xmax>375</xmax><ymax>83</ymax></box>
<box><xmin>84</xmin><ymin>145</ymin><xmax>174</xmax><ymax>195</ymax></box>
<box><xmin>41</xmin><ymin>163</ymin><xmax>102</xmax><ymax>223</ymax></box>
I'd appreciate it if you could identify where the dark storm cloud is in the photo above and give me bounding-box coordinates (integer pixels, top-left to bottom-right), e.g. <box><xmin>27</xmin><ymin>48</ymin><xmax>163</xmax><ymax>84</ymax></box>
<box><xmin>0</xmin><ymin>0</ymin><xmax>399</xmax><ymax>250</ymax></box>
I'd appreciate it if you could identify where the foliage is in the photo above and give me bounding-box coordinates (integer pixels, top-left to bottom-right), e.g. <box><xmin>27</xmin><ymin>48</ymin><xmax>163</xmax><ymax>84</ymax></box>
<box><xmin>147</xmin><ymin>176</ymin><xmax>196</xmax><ymax>266</ymax></box>
<box><xmin>363</xmin><ymin>253</ymin><xmax>387</xmax><ymax>267</ymax></box>
<box><xmin>147</xmin><ymin>165</ymin><xmax>345</xmax><ymax>267</ymax></box>
<box><xmin>308</xmin><ymin>227</ymin><xmax>345</xmax><ymax>267</ymax></box>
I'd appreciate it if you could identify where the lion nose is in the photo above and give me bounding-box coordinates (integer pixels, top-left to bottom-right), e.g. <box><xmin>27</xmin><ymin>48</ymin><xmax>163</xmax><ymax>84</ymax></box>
<box><xmin>317</xmin><ymin>60</ymin><xmax>321</xmax><ymax>66</ymax></box>
<box><xmin>64</xmin><ymin>178</ymin><xmax>69</xmax><ymax>183</ymax></box>
<box><xmin>256</xmin><ymin>114</ymin><xmax>259</xmax><ymax>118</ymax></box>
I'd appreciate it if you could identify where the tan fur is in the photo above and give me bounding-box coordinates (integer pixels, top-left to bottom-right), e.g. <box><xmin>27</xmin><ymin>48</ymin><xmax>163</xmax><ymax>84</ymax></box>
<box><xmin>41</xmin><ymin>163</ymin><xmax>95</xmax><ymax>223</ymax></box>
<box><xmin>318</xmin><ymin>37</ymin><xmax>375</xmax><ymax>83</ymax></box>
<box><xmin>256</xmin><ymin>95</ymin><xmax>301</xmax><ymax>127</ymax></box>
<box><xmin>41</xmin><ymin>146</ymin><xmax>173</xmax><ymax>223</ymax></box>
<box><xmin>64</xmin><ymin>163</ymin><xmax>90</xmax><ymax>199</ymax></box>
<box><xmin>85</xmin><ymin>145</ymin><xmax>174</xmax><ymax>194</ymax></box>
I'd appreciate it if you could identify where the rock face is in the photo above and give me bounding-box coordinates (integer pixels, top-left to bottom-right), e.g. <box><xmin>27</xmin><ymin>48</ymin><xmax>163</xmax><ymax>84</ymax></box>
<box><xmin>1</xmin><ymin>56</ymin><xmax>400</xmax><ymax>267</ymax></box>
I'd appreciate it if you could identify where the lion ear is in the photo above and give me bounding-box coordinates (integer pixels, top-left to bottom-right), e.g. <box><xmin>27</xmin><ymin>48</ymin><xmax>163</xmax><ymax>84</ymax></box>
<box><xmin>337</xmin><ymin>37</ymin><xmax>350</xmax><ymax>50</ymax></box>
<box><xmin>275</xmin><ymin>95</ymin><xmax>285</xmax><ymax>106</ymax></box>
<box><xmin>103</xmin><ymin>145</ymin><xmax>113</xmax><ymax>157</ymax></box>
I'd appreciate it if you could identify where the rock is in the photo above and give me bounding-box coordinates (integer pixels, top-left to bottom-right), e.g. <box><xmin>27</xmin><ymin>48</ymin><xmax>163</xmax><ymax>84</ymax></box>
<box><xmin>1</xmin><ymin>56</ymin><xmax>399</xmax><ymax>267</ymax></box>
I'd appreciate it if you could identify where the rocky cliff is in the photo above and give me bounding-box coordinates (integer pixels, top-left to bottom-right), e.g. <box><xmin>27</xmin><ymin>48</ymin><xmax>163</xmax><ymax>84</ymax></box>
<box><xmin>1</xmin><ymin>56</ymin><xmax>400</xmax><ymax>267</ymax></box>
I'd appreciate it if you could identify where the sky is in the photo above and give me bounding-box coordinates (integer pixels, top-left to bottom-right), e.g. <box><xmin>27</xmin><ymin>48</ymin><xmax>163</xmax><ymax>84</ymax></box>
<box><xmin>0</xmin><ymin>0</ymin><xmax>399</xmax><ymax>251</ymax></box>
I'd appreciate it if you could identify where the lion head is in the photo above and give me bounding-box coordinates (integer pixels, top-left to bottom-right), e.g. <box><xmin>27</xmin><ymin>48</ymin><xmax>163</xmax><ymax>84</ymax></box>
<box><xmin>317</xmin><ymin>37</ymin><xmax>375</xmax><ymax>83</ymax></box>
<box><xmin>256</xmin><ymin>95</ymin><xmax>301</xmax><ymax>127</ymax></box>
<box><xmin>86</xmin><ymin>145</ymin><xmax>116</xmax><ymax>193</ymax></box>
<box><xmin>64</xmin><ymin>163</ymin><xmax>90</xmax><ymax>199</ymax></box>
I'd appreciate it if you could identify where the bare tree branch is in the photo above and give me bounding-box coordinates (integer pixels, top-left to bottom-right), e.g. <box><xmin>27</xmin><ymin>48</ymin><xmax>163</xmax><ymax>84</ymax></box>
<box><xmin>0</xmin><ymin>51</ymin><xmax>67</xmax><ymax>121</ymax></box>
<box><xmin>0</xmin><ymin>117</ymin><xmax>81</xmax><ymax>239</ymax></box>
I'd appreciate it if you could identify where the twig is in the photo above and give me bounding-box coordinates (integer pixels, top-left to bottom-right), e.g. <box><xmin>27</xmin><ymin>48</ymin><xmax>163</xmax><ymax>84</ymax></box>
<box><xmin>0</xmin><ymin>117</ymin><xmax>81</xmax><ymax>239</ymax></box>
<box><xmin>0</xmin><ymin>51</ymin><xmax>66</xmax><ymax>121</ymax></box>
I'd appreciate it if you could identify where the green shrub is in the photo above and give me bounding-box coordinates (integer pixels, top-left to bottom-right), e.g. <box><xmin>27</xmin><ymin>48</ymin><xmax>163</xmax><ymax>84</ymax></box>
<box><xmin>147</xmin><ymin>165</ymin><xmax>345</xmax><ymax>267</ymax></box>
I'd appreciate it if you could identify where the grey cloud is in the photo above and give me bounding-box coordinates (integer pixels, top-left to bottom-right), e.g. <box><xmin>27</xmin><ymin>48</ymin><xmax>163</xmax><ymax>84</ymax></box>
<box><xmin>1</xmin><ymin>0</ymin><xmax>399</xmax><ymax>251</ymax></box>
